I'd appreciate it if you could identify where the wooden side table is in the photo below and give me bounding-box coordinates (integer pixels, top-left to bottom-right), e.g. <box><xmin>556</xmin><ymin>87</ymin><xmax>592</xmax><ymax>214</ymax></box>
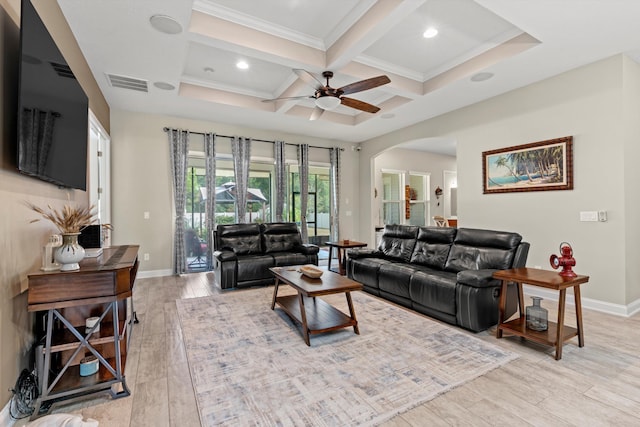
<box><xmin>494</xmin><ymin>267</ymin><xmax>589</xmax><ymax>360</ymax></box>
<box><xmin>324</xmin><ymin>240</ymin><xmax>367</xmax><ymax>275</ymax></box>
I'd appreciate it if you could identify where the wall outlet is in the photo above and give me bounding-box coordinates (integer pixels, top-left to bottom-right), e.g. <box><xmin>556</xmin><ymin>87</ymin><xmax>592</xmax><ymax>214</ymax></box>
<box><xmin>143</xmin><ymin>253</ymin><xmax>150</xmax><ymax>261</ymax></box>
<box><xmin>598</xmin><ymin>210</ymin><xmax>607</xmax><ymax>222</ymax></box>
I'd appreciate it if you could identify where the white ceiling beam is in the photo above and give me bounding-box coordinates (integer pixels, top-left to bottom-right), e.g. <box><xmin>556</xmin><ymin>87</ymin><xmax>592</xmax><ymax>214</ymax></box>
<box><xmin>326</xmin><ymin>0</ymin><xmax>426</xmax><ymax>70</ymax></box>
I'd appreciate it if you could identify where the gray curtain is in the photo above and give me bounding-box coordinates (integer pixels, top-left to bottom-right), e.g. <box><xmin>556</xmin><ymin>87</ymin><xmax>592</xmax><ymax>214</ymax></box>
<box><xmin>297</xmin><ymin>144</ymin><xmax>309</xmax><ymax>243</ymax></box>
<box><xmin>231</xmin><ymin>136</ymin><xmax>252</xmax><ymax>223</ymax></box>
<box><xmin>329</xmin><ymin>147</ymin><xmax>341</xmax><ymax>241</ymax></box>
<box><xmin>205</xmin><ymin>133</ymin><xmax>216</xmax><ymax>270</ymax></box>
<box><xmin>168</xmin><ymin>128</ymin><xmax>189</xmax><ymax>275</ymax></box>
<box><xmin>274</xmin><ymin>140</ymin><xmax>287</xmax><ymax>222</ymax></box>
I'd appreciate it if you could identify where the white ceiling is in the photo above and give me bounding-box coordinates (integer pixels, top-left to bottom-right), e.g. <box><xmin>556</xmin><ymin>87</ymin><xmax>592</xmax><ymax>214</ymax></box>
<box><xmin>56</xmin><ymin>0</ymin><xmax>640</xmax><ymax>156</ymax></box>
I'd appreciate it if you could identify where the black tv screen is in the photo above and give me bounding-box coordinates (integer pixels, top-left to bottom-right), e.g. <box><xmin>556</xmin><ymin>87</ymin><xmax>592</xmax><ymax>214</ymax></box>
<box><xmin>17</xmin><ymin>0</ymin><xmax>89</xmax><ymax>191</ymax></box>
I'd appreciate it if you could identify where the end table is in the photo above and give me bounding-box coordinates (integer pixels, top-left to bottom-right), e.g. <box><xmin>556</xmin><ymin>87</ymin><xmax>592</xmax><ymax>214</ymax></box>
<box><xmin>494</xmin><ymin>267</ymin><xmax>589</xmax><ymax>360</ymax></box>
<box><xmin>324</xmin><ymin>240</ymin><xmax>367</xmax><ymax>275</ymax></box>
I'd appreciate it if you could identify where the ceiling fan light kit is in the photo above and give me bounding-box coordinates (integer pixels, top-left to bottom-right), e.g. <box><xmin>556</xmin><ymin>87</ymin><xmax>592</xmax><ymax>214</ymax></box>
<box><xmin>315</xmin><ymin>96</ymin><xmax>341</xmax><ymax>110</ymax></box>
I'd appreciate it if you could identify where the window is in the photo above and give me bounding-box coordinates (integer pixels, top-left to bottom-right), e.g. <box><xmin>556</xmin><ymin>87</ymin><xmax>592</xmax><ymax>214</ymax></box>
<box><xmin>382</xmin><ymin>170</ymin><xmax>403</xmax><ymax>225</ymax></box>
<box><xmin>408</xmin><ymin>172</ymin><xmax>429</xmax><ymax>226</ymax></box>
<box><xmin>380</xmin><ymin>170</ymin><xmax>430</xmax><ymax>226</ymax></box>
<box><xmin>291</xmin><ymin>165</ymin><xmax>330</xmax><ymax>245</ymax></box>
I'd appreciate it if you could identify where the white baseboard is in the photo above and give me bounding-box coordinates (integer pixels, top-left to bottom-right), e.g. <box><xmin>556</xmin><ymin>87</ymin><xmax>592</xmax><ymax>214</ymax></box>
<box><xmin>137</xmin><ymin>269</ymin><xmax>173</xmax><ymax>279</ymax></box>
<box><xmin>1</xmin><ymin>400</ymin><xmax>15</xmax><ymax>427</ymax></box>
<box><xmin>524</xmin><ymin>285</ymin><xmax>640</xmax><ymax>317</ymax></box>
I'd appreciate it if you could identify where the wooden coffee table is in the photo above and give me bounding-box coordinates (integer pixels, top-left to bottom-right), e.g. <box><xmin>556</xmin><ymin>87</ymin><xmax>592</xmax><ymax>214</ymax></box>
<box><xmin>270</xmin><ymin>266</ymin><xmax>363</xmax><ymax>346</ymax></box>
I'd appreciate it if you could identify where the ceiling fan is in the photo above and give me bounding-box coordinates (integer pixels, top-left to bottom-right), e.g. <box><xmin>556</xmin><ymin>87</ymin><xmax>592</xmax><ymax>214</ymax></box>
<box><xmin>262</xmin><ymin>69</ymin><xmax>391</xmax><ymax>120</ymax></box>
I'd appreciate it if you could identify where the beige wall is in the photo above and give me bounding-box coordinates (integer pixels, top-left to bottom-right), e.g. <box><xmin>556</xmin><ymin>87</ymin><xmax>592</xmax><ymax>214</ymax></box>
<box><xmin>622</xmin><ymin>56</ymin><xmax>640</xmax><ymax>304</ymax></box>
<box><xmin>358</xmin><ymin>54</ymin><xmax>640</xmax><ymax>310</ymax></box>
<box><xmin>109</xmin><ymin>109</ymin><xmax>360</xmax><ymax>275</ymax></box>
<box><xmin>0</xmin><ymin>1</ymin><xmax>107</xmax><ymax>407</ymax></box>
<box><xmin>373</xmin><ymin>147</ymin><xmax>456</xmax><ymax>226</ymax></box>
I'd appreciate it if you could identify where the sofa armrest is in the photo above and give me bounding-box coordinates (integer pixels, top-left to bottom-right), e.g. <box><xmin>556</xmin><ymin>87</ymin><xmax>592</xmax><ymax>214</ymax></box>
<box><xmin>457</xmin><ymin>269</ymin><xmax>501</xmax><ymax>288</ymax></box>
<box><xmin>346</xmin><ymin>248</ymin><xmax>383</xmax><ymax>259</ymax></box>
<box><xmin>213</xmin><ymin>249</ymin><xmax>237</xmax><ymax>262</ymax></box>
<box><xmin>298</xmin><ymin>243</ymin><xmax>319</xmax><ymax>255</ymax></box>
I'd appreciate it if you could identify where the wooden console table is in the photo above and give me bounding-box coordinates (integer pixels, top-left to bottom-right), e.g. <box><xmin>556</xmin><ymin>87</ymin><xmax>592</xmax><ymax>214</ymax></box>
<box><xmin>494</xmin><ymin>267</ymin><xmax>589</xmax><ymax>360</ymax></box>
<box><xmin>27</xmin><ymin>245</ymin><xmax>139</xmax><ymax>418</ymax></box>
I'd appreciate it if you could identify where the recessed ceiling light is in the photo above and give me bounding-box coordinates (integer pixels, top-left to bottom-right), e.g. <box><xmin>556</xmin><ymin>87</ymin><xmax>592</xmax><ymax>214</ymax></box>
<box><xmin>153</xmin><ymin>81</ymin><xmax>175</xmax><ymax>90</ymax></box>
<box><xmin>470</xmin><ymin>72</ymin><xmax>494</xmax><ymax>82</ymax></box>
<box><xmin>381</xmin><ymin>113</ymin><xmax>395</xmax><ymax>119</ymax></box>
<box><xmin>149</xmin><ymin>15</ymin><xmax>182</xmax><ymax>35</ymax></box>
<box><xmin>236</xmin><ymin>61</ymin><xmax>249</xmax><ymax>70</ymax></box>
<box><xmin>423</xmin><ymin>27</ymin><xmax>438</xmax><ymax>38</ymax></box>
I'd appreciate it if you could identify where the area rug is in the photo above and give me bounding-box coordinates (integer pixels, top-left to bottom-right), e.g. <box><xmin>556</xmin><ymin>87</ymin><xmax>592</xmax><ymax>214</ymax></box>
<box><xmin>175</xmin><ymin>287</ymin><xmax>517</xmax><ymax>426</ymax></box>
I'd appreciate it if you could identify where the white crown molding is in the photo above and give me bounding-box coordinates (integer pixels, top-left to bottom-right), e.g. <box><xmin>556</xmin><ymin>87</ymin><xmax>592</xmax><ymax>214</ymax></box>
<box><xmin>193</xmin><ymin>0</ymin><xmax>325</xmax><ymax>50</ymax></box>
<box><xmin>181</xmin><ymin>75</ymin><xmax>274</xmax><ymax>99</ymax></box>
<box><xmin>324</xmin><ymin>0</ymin><xmax>378</xmax><ymax>48</ymax></box>
<box><xmin>422</xmin><ymin>28</ymin><xmax>526</xmax><ymax>81</ymax></box>
<box><xmin>356</xmin><ymin>28</ymin><xmax>526</xmax><ymax>84</ymax></box>
<box><xmin>355</xmin><ymin>55</ymin><xmax>424</xmax><ymax>82</ymax></box>
<box><xmin>524</xmin><ymin>285</ymin><xmax>640</xmax><ymax>317</ymax></box>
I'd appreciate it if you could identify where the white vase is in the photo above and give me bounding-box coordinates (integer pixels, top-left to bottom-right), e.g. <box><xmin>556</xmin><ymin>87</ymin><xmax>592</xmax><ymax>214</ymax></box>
<box><xmin>55</xmin><ymin>233</ymin><xmax>85</xmax><ymax>271</ymax></box>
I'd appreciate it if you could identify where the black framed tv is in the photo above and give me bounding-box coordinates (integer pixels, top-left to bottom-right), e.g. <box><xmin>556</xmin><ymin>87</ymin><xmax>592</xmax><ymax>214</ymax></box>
<box><xmin>17</xmin><ymin>0</ymin><xmax>89</xmax><ymax>191</ymax></box>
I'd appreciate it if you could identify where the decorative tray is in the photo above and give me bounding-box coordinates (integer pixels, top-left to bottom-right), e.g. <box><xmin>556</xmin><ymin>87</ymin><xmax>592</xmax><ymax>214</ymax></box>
<box><xmin>299</xmin><ymin>265</ymin><xmax>323</xmax><ymax>279</ymax></box>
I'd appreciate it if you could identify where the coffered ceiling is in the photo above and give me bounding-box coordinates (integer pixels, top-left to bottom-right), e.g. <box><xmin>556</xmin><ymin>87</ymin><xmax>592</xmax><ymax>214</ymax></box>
<box><xmin>56</xmin><ymin>0</ymin><xmax>640</xmax><ymax>152</ymax></box>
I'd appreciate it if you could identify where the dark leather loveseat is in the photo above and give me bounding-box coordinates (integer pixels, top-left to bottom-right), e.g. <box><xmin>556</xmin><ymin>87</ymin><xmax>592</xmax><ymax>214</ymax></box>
<box><xmin>346</xmin><ymin>225</ymin><xmax>529</xmax><ymax>332</ymax></box>
<box><xmin>213</xmin><ymin>222</ymin><xmax>319</xmax><ymax>289</ymax></box>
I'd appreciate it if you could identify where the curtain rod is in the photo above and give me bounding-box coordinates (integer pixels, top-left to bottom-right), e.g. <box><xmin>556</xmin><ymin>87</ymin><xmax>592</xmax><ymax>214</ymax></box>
<box><xmin>163</xmin><ymin>127</ymin><xmax>343</xmax><ymax>151</ymax></box>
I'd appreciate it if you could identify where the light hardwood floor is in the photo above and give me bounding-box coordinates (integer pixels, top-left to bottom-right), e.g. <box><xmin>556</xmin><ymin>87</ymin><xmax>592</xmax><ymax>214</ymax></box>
<box><xmin>19</xmin><ymin>273</ymin><xmax>640</xmax><ymax>426</ymax></box>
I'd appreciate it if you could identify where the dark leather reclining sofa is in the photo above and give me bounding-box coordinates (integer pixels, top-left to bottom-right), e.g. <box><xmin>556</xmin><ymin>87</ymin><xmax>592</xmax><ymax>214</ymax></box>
<box><xmin>346</xmin><ymin>225</ymin><xmax>529</xmax><ymax>332</ymax></box>
<box><xmin>213</xmin><ymin>222</ymin><xmax>319</xmax><ymax>289</ymax></box>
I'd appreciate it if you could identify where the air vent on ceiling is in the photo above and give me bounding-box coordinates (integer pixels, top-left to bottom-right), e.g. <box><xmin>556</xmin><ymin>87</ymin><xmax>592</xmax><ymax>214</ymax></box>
<box><xmin>50</xmin><ymin>62</ymin><xmax>76</xmax><ymax>79</ymax></box>
<box><xmin>106</xmin><ymin>73</ymin><xmax>148</xmax><ymax>92</ymax></box>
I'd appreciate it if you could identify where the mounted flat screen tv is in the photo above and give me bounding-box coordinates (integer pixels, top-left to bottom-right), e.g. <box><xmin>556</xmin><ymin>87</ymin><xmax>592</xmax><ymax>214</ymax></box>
<box><xmin>17</xmin><ymin>0</ymin><xmax>89</xmax><ymax>191</ymax></box>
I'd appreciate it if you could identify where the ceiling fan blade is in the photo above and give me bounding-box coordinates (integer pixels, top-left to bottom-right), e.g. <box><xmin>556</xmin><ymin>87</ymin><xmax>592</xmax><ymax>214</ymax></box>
<box><xmin>340</xmin><ymin>97</ymin><xmax>381</xmax><ymax>113</ymax></box>
<box><xmin>261</xmin><ymin>95</ymin><xmax>313</xmax><ymax>103</ymax></box>
<box><xmin>293</xmin><ymin>69</ymin><xmax>325</xmax><ymax>89</ymax></box>
<box><xmin>338</xmin><ymin>75</ymin><xmax>391</xmax><ymax>95</ymax></box>
<box><xmin>310</xmin><ymin>106</ymin><xmax>324</xmax><ymax>121</ymax></box>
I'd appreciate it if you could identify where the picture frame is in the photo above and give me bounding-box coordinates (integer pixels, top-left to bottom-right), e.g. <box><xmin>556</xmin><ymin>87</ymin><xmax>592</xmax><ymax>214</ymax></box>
<box><xmin>482</xmin><ymin>136</ymin><xmax>573</xmax><ymax>194</ymax></box>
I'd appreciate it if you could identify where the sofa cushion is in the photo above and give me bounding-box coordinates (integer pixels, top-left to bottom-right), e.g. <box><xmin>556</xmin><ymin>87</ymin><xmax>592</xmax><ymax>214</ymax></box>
<box><xmin>410</xmin><ymin>227</ymin><xmax>456</xmax><ymax>270</ymax></box>
<box><xmin>378</xmin><ymin>224</ymin><xmax>418</xmax><ymax>262</ymax></box>
<box><xmin>349</xmin><ymin>257</ymin><xmax>392</xmax><ymax>290</ymax></box>
<box><xmin>378</xmin><ymin>263</ymin><xmax>415</xmax><ymax>299</ymax></box>
<box><xmin>262</xmin><ymin>222</ymin><xmax>302</xmax><ymax>253</ymax></box>
<box><xmin>409</xmin><ymin>269</ymin><xmax>458</xmax><ymax>315</ymax></box>
<box><xmin>216</xmin><ymin>224</ymin><xmax>262</xmax><ymax>255</ymax></box>
<box><xmin>237</xmin><ymin>255</ymin><xmax>274</xmax><ymax>281</ymax></box>
<box><xmin>270</xmin><ymin>252</ymin><xmax>311</xmax><ymax>266</ymax></box>
<box><xmin>445</xmin><ymin>228</ymin><xmax>522</xmax><ymax>272</ymax></box>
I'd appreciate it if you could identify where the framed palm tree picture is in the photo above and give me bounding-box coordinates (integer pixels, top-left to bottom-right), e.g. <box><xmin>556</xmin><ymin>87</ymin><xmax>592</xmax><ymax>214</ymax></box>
<box><xmin>482</xmin><ymin>136</ymin><xmax>573</xmax><ymax>194</ymax></box>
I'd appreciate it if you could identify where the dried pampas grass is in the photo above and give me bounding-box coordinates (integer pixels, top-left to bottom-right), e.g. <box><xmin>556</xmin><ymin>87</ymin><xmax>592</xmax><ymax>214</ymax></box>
<box><xmin>26</xmin><ymin>202</ymin><xmax>98</xmax><ymax>234</ymax></box>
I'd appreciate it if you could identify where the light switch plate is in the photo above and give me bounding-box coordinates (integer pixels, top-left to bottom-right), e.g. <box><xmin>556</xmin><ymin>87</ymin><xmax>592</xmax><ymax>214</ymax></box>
<box><xmin>580</xmin><ymin>211</ymin><xmax>598</xmax><ymax>222</ymax></box>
